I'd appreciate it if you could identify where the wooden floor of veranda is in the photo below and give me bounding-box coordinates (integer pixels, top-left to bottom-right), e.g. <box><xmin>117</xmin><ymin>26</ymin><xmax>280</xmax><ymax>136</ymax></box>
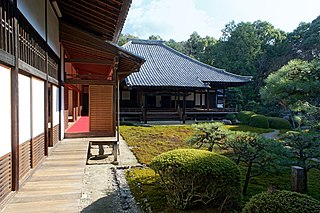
<box><xmin>1</xmin><ymin>138</ymin><xmax>89</xmax><ymax>213</ymax></box>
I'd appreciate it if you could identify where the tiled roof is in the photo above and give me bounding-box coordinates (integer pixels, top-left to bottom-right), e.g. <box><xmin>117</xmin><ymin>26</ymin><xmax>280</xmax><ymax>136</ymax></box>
<box><xmin>122</xmin><ymin>39</ymin><xmax>251</xmax><ymax>89</ymax></box>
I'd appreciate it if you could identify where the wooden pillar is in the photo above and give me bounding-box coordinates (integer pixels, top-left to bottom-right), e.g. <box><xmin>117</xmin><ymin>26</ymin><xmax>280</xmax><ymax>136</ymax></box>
<box><xmin>113</xmin><ymin>57</ymin><xmax>120</xmax><ymax>164</ymax></box>
<box><xmin>44</xmin><ymin>0</ymin><xmax>49</xmax><ymax>156</ymax></box>
<box><xmin>206</xmin><ymin>90</ymin><xmax>210</xmax><ymax>111</ymax></box>
<box><xmin>291</xmin><ymin>166</ymin><xmax>305</xmax><ymax>193</ymax></box>
<box><xmin>58</xmin><ymin>46</ymin><xmax>63</xmax><ymax>141</ymax></box>
<box><xmin>174</xmin><ymin>93</ymin><xmax>178</xmax><ymax>109</ymax></box>
<box><xmin>114</xmin><ymin>74</ymin><xmax>120</xmax><ymax>162</ymax></box>
<box><xmin>11</xmin><ymin>0</ymin><xmax>19</xmax><ymax>191</ymax></box>
<box><xmin>182</xmin><ymin>93</ymin><xmax>186</xmax><ymax>124</ymax></box>
<box><xmin>222</xmin><ymin>89</ymin><xmax>226</xmax><ymax>111</ymax></box>
<box><xmin>144</xmin><ymin>94</ymin><xmax>148</xmax><ymax>124</ymax></box>
<box><xmin>49</xmin><ymin>84</ymin><xmax>53</xmax><ymax>147</ymax></box>
<box><xmin>200</xmin><ymin>91</ymin><xmax>202</xmax><ymax>108</ymax></box>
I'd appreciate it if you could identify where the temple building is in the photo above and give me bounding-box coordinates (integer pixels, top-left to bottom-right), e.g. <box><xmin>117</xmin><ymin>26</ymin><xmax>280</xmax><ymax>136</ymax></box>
<box><xmin>120</xmin><ymin>39</ymin><xmax>251</xmax><ymax>123</ymax></box>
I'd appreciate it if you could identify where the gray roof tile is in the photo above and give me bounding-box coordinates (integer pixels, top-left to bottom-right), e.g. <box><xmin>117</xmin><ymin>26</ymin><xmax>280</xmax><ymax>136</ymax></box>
<box><xmin>123</xmin><ymin>39</ymin><xmax>251</xmax><ymax>89</ymax></box>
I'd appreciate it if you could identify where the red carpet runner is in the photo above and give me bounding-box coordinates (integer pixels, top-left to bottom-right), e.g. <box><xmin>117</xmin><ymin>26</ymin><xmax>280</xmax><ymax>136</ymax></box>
<box><xmin>66</xmin><ymin>116</ymin><xmax>89</xmax><ymax>133</ymax></box>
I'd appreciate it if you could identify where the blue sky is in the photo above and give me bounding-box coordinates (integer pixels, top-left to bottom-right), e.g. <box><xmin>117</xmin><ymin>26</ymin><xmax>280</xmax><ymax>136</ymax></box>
<box><xmin>122</xmin><ymin>0</ymin><xmax>320</xmax><ymax>41</ymax></box>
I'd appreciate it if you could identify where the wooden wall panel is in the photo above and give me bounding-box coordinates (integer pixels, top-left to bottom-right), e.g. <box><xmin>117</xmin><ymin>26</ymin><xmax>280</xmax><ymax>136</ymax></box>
<box><xmin>64</xmin><ymin>88</ymin><xmax>68</xmax><ymax>130</ymax></box>
<box><xmin>32</xmin><ymin>133</ymin><xmax>45</xmax><ymax>167</ymax></box>
<box><xmin>19</xmin><ymin>140</ymin><xmax>31</xmax><ymax>181</ymax></box>
<box><xmin>89</xmin><ymin>85</ymin><xmax>114</xmax><ymax>134</ymax></box>
<box><xmin>0</xmin><ymin>153</ymin><xmax>11</xmax><ymax>203</ymax></box>
<box><xmin>53</xmin><ymin>125</ymin><xmax>59</xmax><ymax>146</ymax></box>
<box><xmin>64</xmin><ymin>111</ymin><xmax>68</xmax><ymax>130</ymax></box>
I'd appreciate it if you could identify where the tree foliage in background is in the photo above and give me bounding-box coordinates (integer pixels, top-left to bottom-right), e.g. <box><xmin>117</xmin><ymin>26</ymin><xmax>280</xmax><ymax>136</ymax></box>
<box><xmin>286</xmin><ymin>16</ymin><xmax>320</xmax><ymax>60</ymax></box>
<box><xmin>148</xmin><ymin>35</ymin><xmax>163</xmax><ymax>40</ymax></box>
<box><xmin>260</xmin><ymin>59</ymin><xmax>320</xmax><ymax>126</ymax></box>
<box><xmin>117</xmin><ymin>33</ymin><xmax>138</xmax><ymax>46</ymax></box>
<box><xmin>209</xmin><ymin>21</ymin><xmax>287</xmax><ymax>106</ymax></box>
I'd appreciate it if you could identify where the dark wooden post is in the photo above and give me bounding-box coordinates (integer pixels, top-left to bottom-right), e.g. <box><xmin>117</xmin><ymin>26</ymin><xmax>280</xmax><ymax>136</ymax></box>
<box><xmin>44</xmin><ymin>0</ymin><xmax>49</xmax><ymax>156</ymax></box>
<box><xmin>182</xmin><ymin>93</ymin><xmax>186</xmax><ymax>124</ymax></box>
<box><xmin>291</xmin><ymin>166</ymin><xmax>305</xmax><ymax>193</ymax></box>
<box><xmin>49</xmin><ymin>84</ymin><xmax>53</xmax><ymax>147</ymax></box>
<box><xmin>222</xmin><ymin>89</ymin><xmax>226</xmax><ymax>111</ymax></box>
<box><xmin>58</xmin><ymin>45</ymin><xmax>64</xmax><ymax>141</ymax></box>
<box><xmin>200</xmin><ymin>92</ymin><xmax>202</xmax><ymax>108</ymax></box>
<box><xmin>206</xmin><ymin>90</ymin><xmax>210</xmax><ymax>111</ymax></box>
<box><xmin>11</xmin><ymin>0</ymin><xmax>19</xmax><ymax>191</ymax></box>
<box><xmin>144</xmin><ymin>94</ymin><xmax>148</xmax><ymax>124</ymax></box>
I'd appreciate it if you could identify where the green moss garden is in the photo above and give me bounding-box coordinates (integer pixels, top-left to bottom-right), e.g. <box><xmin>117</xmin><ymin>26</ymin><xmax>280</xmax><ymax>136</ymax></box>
<box><xmin>121</xmin><ymin>123</ymin><xmax>320</xmax><ymax>212</ymax></box>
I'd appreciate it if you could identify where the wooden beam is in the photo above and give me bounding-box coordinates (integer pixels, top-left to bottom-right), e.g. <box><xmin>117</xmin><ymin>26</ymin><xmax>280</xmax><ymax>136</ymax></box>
<box><xmin>11</xmin><ymin>0</ymin><xmax>19</xmax><ymax>191</ymax></box>
<box><xmin>0</xmin><ymin>49</ymin><xmax>15</xmax><ymax>66</ymax></box>
<box><xmin>18</xmin><ymin>60</ymin><xmax>47</xmax><ymax>81</ymax></box>
<box><xmin>65</xmin><ymin>58</ymin><xmax>113</xmax><ymax>65</ymax></box>
<box><xmin>60</xmin><ymin>23</ymin><xmax>119</xmax><ymax>54</ymax></box>
<box><xmin>48</xmin><ymin>76</ymin><xmax>59</xmax><ymax>85</ymax></box>
<box><xmin>113</xmin><ymin>0</ymin><xmax>131</xmax><ymax>43</ymax></box>
<box><xmin>64</xmin><ymin>79</ymin><xmax>116</xmax><ymax>85</ymax></box>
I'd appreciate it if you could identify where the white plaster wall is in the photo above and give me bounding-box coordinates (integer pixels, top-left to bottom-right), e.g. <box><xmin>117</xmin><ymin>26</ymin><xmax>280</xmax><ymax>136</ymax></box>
<box><xmin>19</xmin><ymin>74</ymin><xmax>31</xmax><ymax>144</ymax></box>
<box><xmin>0</xmin><ymin>65</ymin><xmax>11</xmax><ymax>156</ymax></box>
<box><xmin>47</xmin><ymin>0</ymin><xmax>60</xmax><ymax>57</ymax></box>
<box><xmin>195</xmin><ymin>94</ymin><xmax>200</xmax><ymax>105</ymax></box>
<box><xmin>32</xmin><ymin>78</ymin><xmax>44</xmax><ymax>137</ymax></box>
<box><xmin>202</xmin><ymin>94</ymin><xmax>206</xmax><ymax>106</ymax></box>
<box><xmin>60</xmin><ymin>86</ymin><xmax>64</xmax><ymax>139</ymax></box>
<box><xmin>52</xmin><ymin>85</ymin><xmax>59</xmax><ymax>126</ymax></box>
<box><xmin>18</xmin><ymin>0</ymin><xmax>46</xmax><ymax>40</ymax></box>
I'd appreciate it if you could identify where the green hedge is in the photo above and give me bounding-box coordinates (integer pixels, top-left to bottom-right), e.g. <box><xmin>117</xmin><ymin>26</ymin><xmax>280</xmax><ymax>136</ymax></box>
<box><xmin>150</xmin><ymin>149</ymin><xmax>241</xmax><ymax>210</ymax></box>
<box><xmin>250</xmin><ymin>114</ymin><xmax>269</xmax><ymax>129</ymax></box>
<box><xmin>226</xmin><ymin>113</ymin><xmax>236</xmax><ymax>121</ymax></box>
<box><xmin>268</xmin><ymin>117</ymin><xmax>292</xmax><ymax>129</ymax></box>
<box><xmin>242</xmin><ymin>190</ymin><xmax>320</xmax><ymax>213</ymax></box>
<box><xmin>238</xmin><ymin>111</ymin><xmax>256</xmax><ymax>125</ymax></box>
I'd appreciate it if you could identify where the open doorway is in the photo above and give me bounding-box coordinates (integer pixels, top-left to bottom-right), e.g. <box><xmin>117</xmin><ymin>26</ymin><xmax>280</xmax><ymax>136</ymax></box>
<box><xmin>82</xmin><ymin>86</ymin><xmax>89</xmax><ymax>116</ymax></box>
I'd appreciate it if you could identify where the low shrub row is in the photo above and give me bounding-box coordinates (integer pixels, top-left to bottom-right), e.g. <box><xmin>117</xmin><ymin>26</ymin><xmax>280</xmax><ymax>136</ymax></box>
<box><xmin>237</xmin><ymin>111</ymin><xmax>292</xmax><ymax>129</ymax></box>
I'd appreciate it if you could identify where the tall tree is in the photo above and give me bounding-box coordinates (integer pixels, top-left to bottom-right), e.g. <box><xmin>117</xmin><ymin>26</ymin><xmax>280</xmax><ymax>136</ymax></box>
<box><xmin>209</xmin><ymin>21</ymin><xmax>287</xmax><ymax>106</ymax></box>
<box><xmin>165</xmin><ymin>39</ymin><xmax>186</xmax><ymax>54</ymax></box>
<box><xmin>260</xmin><ymin>59</ymin><xmax>320</xmax><ymax>126</ymax></box>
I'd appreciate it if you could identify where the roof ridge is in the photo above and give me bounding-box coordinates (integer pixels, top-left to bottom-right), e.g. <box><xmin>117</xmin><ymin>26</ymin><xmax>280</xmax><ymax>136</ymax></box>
<box><xmin>161</xmin><ymin>43</ymin><xmax>252</xmax><ymax>80</ymax></box>
<box><xmin>128</xmin><ymin>38</ymin><xmax>165</xmax><ymax>45</ymax></box>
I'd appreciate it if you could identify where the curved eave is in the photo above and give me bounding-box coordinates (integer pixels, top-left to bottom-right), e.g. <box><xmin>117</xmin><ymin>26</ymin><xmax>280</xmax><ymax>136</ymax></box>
<box><xmin>126</xmin><ymin>85</ymin><xmax>210</xmax><ymax>92</ymax></box>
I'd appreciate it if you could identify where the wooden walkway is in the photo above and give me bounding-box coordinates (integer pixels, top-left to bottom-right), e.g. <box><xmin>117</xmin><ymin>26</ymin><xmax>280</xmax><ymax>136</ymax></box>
<box><xmin>1</xmin><ymin>138</ymin><xmax>89</xmax><ymax>213</ymax></box>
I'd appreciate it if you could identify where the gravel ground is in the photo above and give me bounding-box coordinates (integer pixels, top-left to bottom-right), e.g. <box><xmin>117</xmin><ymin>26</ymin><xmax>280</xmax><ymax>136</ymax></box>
<box><xmin>261</xmin><ymin>129</ymin><xmax>280</xmax><ymax>139</ymax></box>
<box><xmin>79</xmin><ymin>142</ymin><xmax>142</xmax><ymax>213</ymax></box>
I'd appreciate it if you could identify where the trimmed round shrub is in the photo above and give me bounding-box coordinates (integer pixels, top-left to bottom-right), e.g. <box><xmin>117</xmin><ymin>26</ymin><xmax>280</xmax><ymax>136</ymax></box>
<box><xmin>150</xmin><ymin>149</ymin><xmax>242</xmax><ymax>210</ymax></box>
<box><xmin>238</xmin><ymin>111</ymin><xmax>256</xmax><ymax>125</ymax></box>
<box><xmin>268</xmin><ymin>117</ymin><xmax>292</xmax><ymax>129</ymax></box>
<box><xmin>249</xmin><ymin>114</ymin><xmax>269</xmax><ymax>129</ymax></box>
<box><xmin>242</xmin><ymin>190</ymin><xmax>320</xmax><ymax>213</ymax></box>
